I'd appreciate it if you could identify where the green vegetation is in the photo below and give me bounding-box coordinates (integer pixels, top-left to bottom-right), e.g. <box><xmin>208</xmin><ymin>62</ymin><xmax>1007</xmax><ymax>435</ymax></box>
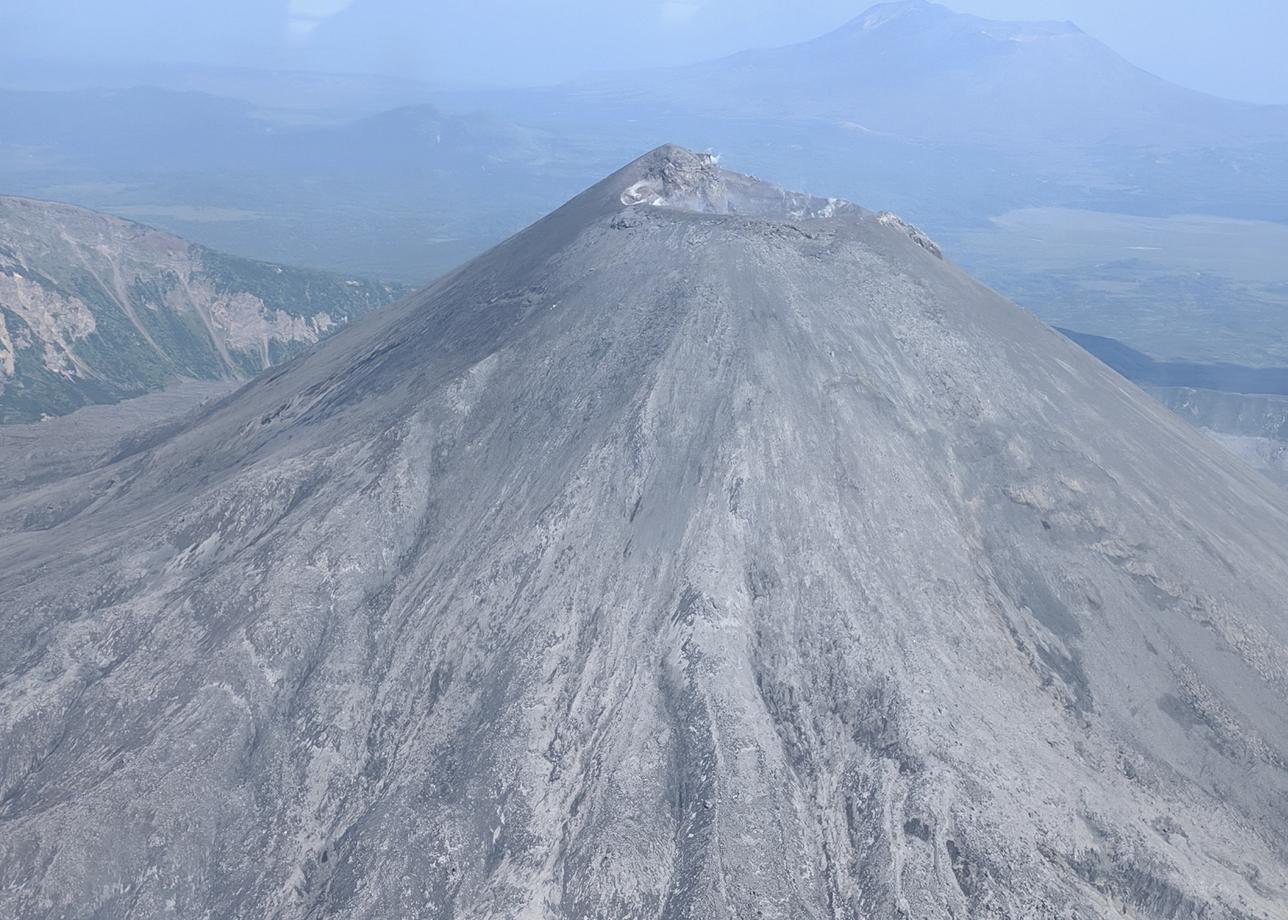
<box><xmin>0</xmin><ymin>197</ymin><xmax>406</xmax><ymax>423</ymax></box>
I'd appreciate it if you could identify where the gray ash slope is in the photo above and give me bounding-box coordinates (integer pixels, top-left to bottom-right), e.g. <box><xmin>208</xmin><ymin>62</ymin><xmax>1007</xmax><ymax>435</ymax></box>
<box><xmin>3</xmin><ymin>147</ymin><xmax>1288</xmax><ymax>919</ymax></box>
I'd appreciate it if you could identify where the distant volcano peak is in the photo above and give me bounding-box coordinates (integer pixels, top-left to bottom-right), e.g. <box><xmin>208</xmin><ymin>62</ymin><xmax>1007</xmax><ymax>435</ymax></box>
<box><xmin>844</xmin><ymin>0</ymin><xmax>1082</xmax><ymax>39</ymax></box>
<box><xmin>851</xmin><ymin>0</ymin><xmax>951</xmax><ymax>30</ymax></box>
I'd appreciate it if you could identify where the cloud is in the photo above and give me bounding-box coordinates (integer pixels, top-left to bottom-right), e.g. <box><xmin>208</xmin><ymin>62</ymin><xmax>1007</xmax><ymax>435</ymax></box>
<box><xmin>287</xmin><ymin>0</ymin><xmax>354</xmax><ymax>44</ymax></box>
<box><xmin>660</xmin><ymin>1</ymin><xmax>703</xmax><ymax>27</ymax></box>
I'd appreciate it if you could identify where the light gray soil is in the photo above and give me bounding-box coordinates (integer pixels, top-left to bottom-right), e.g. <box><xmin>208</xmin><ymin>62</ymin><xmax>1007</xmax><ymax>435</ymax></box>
<box><xmin>2</xmin><ymin>148</ymin><xmax>1288</xmax><ymax>919</ymax></box>
<box><xmin>0</xmin><ymin>378</ymin><xmax>239</xmax><ymax>499</ymax></box>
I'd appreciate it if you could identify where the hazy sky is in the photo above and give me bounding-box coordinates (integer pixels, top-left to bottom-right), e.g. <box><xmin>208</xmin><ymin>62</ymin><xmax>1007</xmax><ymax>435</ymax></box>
<box><xmin>9</xmin><ymin>0</ymin><xmax>1288</xmax><ymax>104</ymax></box>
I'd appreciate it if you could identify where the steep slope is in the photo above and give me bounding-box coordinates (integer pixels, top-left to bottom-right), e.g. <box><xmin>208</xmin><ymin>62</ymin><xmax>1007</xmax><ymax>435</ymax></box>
<box><xmin>576</xmin><ymin>0</ymin><xmax>1288</xmax><ymax>148</ymax></box>
<box><xmin>1051</xmin><ymin>330</ymin><xmax>1288</xmax><ymax>487</ymax></box>
<box><xmin>0</xmin><ymin>379</ymin><xmax>238</xmax><ymax>499</ymax></box>
<box><xmin>0</xmin><ymin>196</ymin><xmax>403</xmax><ymax>422</ymax></box>
<box><xmin>2</xmin><ymin>148</ymin><xmax>1288</xmax><ymax>918</ymax></box>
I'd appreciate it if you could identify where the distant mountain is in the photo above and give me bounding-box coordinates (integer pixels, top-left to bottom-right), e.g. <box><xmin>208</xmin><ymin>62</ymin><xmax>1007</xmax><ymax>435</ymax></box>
<box><xmin>427</xmin><ymin>1</ymin><xmax>1288</xmax><ymax>231</ymax></box>
<box><xmin>4</xmin><ymin>146</ymin><xmax>1288</xmax><ymax>918</ymax></box>
<box><xmin>0</xmin><ymin>196</ymin><xmax>403</xmax><ymax>423</ymax></box>
<box><xmin>573</xmin><ymin>0</ymin><xmax>1288</xmax><ymax>149</ymax></box>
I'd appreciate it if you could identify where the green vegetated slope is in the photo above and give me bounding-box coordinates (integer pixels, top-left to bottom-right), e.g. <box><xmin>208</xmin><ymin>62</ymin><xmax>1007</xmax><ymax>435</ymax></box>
<box><xmin>0</xmin><ymin>195</ymin><xmax>404</xmax><ymax>423</ymax></box>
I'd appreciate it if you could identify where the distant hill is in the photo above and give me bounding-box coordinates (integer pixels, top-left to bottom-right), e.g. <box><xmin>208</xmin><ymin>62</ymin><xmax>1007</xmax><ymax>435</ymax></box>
<box><xmin>0</xmin><ymin>58</ymin><xmax>439</xmax><ymax>120</ymax></box>
<box><xmin>0</xmin><ymin>86</ymin><xmax>589</xmax><ymax>281</ymax></box>
<box><xmin>0</xmin><ymin>195</ymin><xmax>403</xmax><ymax>423</ymax></box>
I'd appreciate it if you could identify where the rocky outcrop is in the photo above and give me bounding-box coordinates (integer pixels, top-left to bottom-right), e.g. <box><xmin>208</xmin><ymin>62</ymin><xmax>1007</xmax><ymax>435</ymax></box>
<box><xmin>878</xmin><ymin>211</ymin><xmax>943</xmax><ymax>258</ymax></box>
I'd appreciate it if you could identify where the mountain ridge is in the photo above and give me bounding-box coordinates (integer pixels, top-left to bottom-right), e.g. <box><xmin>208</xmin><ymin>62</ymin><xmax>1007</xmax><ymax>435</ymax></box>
<box><xmin>2</xmin><ymin>147</ymin><xmax>1287</xmax><ymax>918</ymax></box>
<box><xmin>0</xmin><ymin>194</ymin><xmax>404</xmax><ymax>422</ymax></box>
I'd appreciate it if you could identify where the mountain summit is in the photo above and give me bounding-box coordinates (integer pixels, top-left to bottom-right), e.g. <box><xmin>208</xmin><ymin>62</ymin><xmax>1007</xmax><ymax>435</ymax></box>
<box><xmin>580</xmin><ymin>4</ymin><xmax>1288</xmax><ymax>148</ymax></box>
<box><xmin>2</xmin><ymin>147</ymin><xmax>1288</xmax><ymax>918</ymax></box>
<box><xmin>843</xmin><ymin>0</ymin><xmax>1079</xmax><ymax>36</ymax></box>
